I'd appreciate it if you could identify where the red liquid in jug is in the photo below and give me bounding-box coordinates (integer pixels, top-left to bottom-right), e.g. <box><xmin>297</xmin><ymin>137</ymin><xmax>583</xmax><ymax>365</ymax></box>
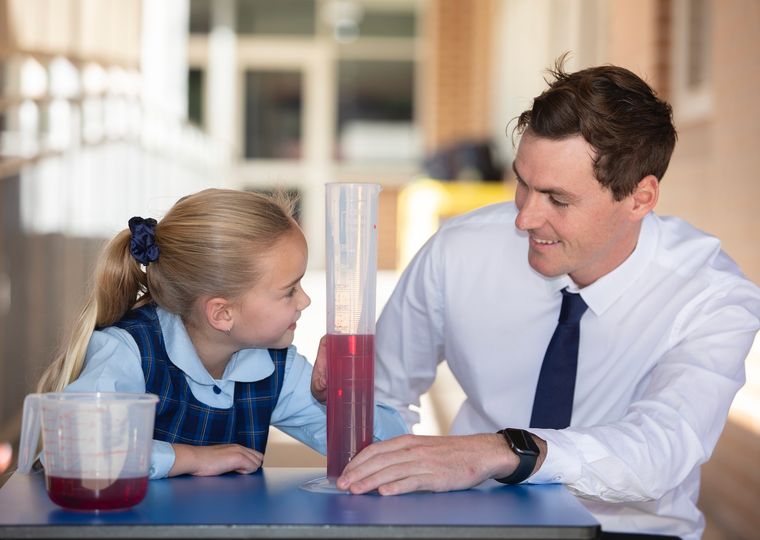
<box><xmin>326</xmin><ymin>334</ymin><xmax>374</xmax><ymax>480</ymax></box>
<box><xmin>46</xmin><ymin>476</ymin><xmax>148</xmax><ymax>510</ymax></box>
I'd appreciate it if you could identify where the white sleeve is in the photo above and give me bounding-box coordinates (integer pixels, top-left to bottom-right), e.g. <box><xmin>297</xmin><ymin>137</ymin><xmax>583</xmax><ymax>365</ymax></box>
<box><xmin>64</xmin><ymin>327</ymin><xmax>175</xmax><ymax>480</ymax></box>
<box><xmin>529</xmin><ymin>283</ymin><xmax>760</xmax><ymax>502</ymax></box>
<box><xmin>375</xmin><ymin>234</ymin><xmax>447</xmax><ymax>428</ymax></box>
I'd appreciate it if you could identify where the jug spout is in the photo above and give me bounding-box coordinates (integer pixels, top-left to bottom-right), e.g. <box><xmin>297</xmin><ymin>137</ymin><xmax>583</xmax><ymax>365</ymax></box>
<box><xmin>17</xmin><ymin>393</ymin><xmax>41</xmax><ymax>474</ymax></box>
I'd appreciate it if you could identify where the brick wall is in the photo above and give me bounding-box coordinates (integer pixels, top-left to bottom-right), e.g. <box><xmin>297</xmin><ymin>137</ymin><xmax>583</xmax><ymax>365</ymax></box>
<box><xmin>423</xmin><ymin>0</ymin><xmax>497</xmax><ymax>151</ymax></box>
<box><xmin>378</xmin><ymin>185</ymin><xmax>400</xmax><ymax>270</ymax></box>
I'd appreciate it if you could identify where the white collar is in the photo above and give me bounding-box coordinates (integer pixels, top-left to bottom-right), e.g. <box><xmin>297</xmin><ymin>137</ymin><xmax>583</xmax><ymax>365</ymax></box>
<box><xmin>542</xmin><ymin>212</ymin><xmax>659</xmax><ymax>315</ymax></box>
<box><xmin>156</xmin><ymin>307</ymin><xmax>275</xmax><ymax>384</ymax></box>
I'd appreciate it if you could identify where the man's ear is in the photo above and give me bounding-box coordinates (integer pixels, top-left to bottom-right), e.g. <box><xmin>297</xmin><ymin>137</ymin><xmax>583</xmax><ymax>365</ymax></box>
<box><xmin>629</xmin><ymin>175</ymin><xmax>659</xmax><ymax>219</ymax></box>
<box><xmin>203</xmin><ymin>297</ymin><xmax>234</xmax><ymax>333</ymax></box>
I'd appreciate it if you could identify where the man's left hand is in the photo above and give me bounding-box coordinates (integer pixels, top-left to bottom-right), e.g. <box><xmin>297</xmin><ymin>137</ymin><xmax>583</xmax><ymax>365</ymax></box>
<box><xmin>310</xmin><ymin>335</ymin><xmax>328</xmax><ymax>403</ymax></box>
<box><xmin>336</xmin><ymin>433</ymin><xmax>518</xmax><ymax>495</ymax></box>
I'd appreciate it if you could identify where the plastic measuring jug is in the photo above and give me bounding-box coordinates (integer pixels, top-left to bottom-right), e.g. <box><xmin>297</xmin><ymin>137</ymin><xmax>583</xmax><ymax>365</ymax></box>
<box><xmin>17</xmin><ymin>392</ymin><xmax>158</xmax><ymax>510</ymax></box>
<box><xmin>325</xmin><ymin>182</ymin><xmax>380</xmax><ymax>480</ymax></box>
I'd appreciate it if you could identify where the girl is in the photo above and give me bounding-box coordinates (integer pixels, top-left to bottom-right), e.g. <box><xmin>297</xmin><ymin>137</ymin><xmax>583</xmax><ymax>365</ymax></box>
<box><xmin>37</xmin><ymin>188</ymin><xmax>407</xmax><ymax>479</ymax></box>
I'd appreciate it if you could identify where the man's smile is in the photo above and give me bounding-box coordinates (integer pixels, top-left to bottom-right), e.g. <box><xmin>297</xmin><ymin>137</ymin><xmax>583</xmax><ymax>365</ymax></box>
<box><xmin>529</xmin><ymin>235</ymin><xmax>561</xmax><ymax>246</ymax></box>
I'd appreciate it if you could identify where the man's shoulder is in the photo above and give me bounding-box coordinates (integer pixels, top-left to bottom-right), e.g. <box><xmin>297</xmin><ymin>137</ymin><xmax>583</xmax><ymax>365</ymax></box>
<box><xmin>653</xmin><ymin>214</ymin><xmax>728</xmax><ymax>269</ymax></box>
<box><xmin>651</xmin><ymin>213</ymin><xmax>758</xmax><ymax>292</ymax></box>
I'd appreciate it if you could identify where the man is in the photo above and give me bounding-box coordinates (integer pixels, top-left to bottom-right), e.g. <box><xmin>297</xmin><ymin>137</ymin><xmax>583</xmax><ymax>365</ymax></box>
<box><xmin>334</xmin><ymin>60</ymin><xmax>760</xmax><ymax>539</ymax></box>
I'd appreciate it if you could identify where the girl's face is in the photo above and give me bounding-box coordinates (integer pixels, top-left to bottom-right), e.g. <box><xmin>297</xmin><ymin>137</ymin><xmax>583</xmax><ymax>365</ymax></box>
<box><xmin>231</xmin><ymin>227</ymin><xmax>311</xmax><ymax>349</ymax></box>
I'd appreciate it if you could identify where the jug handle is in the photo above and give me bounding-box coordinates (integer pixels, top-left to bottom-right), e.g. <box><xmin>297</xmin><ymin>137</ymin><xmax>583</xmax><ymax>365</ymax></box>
<box><xmin>16</xmin><ymin>394</ymin><xmax>41</xmax><ymax>474</ymax></box>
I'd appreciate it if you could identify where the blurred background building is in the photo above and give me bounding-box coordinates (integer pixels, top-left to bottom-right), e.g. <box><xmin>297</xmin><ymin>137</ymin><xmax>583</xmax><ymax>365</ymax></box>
<box><xmin>1</xmin><ymin>1</ymin><xmax>758</xmax><ymax>537</ymax></box>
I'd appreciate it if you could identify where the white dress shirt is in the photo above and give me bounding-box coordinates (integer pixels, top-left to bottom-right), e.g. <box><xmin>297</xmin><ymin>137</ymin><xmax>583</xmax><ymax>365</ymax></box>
<box><xmin>374</xmin><ymin>202</ymin><xmax>760</xmax><ymax>539</ymax></box>
<box><xmin>66</xmin><ymin>307</ymin><xmax>408</xmax><ymax>479</ymax></box>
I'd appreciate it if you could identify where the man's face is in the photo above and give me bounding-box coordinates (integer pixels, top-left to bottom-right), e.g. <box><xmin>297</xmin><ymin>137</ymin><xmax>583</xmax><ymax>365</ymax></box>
<box><xmin>513</xmin><ymin>132</ymin><xmax>641</xmax><ymax>287</ymax></box>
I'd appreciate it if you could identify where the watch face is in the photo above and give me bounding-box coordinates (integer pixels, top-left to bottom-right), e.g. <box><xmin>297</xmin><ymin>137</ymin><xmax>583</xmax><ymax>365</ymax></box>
<box><xmin>506</xmin><ymin>429</ymin><xmax>540</xmax><ymax>456</ymax></box>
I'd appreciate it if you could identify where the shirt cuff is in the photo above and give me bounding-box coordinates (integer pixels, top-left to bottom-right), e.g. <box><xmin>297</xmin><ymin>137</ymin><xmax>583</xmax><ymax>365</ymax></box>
<box><xmin>526</xmin><ymin>428</ymin><xmax>583</xmax><ymax>485</ymax></box>
<box><xmin>149</xmin><ymin>439</ymin><xmax>175</xmax><ymax>480</ymax></box>
<box><xmin>373</xmin><ymin>402</ymin><xmax>411</xmax><ymax>441</ymax></box>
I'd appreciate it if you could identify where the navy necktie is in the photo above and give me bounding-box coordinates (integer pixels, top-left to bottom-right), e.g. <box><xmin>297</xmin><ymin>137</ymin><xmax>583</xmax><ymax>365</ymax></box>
<box><xmin>530</xmin><ymin>289</ymin><xmax>588</xmax><ymax>429</ymax></box>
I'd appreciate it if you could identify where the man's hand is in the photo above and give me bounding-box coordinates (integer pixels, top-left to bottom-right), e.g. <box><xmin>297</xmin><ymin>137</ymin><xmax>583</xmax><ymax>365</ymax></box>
<box><xmin>310</xmin><ymin>335</ymin><xmax>328</xmax><ymax>403</ymax></box>
<box><xmin>170</xmin><ymin>444</ymin><xmax>263</xmax><ymax>477</ymax></box>
<box><xmin>0</xmin><ymin>443</ymin><xmax>12</xmax><ymax>474</ymax></box>
<box><xmin>336</xmin><ymin>433</ymin><xmax>521</xmax><ymax>495</ymax></box>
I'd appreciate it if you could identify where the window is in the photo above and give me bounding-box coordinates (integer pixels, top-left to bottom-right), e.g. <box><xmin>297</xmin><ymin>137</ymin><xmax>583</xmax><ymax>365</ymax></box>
<box><xmin>337</xmin><ymin>59</ymin><xmax>417</xmax><ymax>162</ymax></box>
<box><xmin>237</xmin><ymin>0</ymin><xmax>315</xmax><ymax>36</ymax></box>
<box><xmin>358</xmin><ymin>8</ymin><xmax>416</xmax><ymax>38</ymax></box>
<box><xmin>187</xmin><ymin>0</ymin><xmax>421</xmax><ymax>167</ymax></box>
<box><xmin>188</xmin><ymin>68</ymin><xmax>204</xmax><ymax>127</ymax></box>
<box><xmin>189</xmin><ymin>0</ymin><xmax>212</xmax><ymax>34</ymax></box>
<box><xmin>244</xmin><ymin>70</ymin><xmax>303</xmax><ymax>159</ymax></box>
<box><xmin>685</xmin><ymin>0</ymin><xmax>709</xmax><ymax>89</ymax></box>
<box><xmin>671</xmin><ymin>0</ymin><xmax>712</xmax><ymax>122</ymax></box>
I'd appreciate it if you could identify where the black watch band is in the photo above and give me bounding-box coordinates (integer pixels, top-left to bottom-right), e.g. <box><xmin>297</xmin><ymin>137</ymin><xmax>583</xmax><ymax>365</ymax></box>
<box><xmin>495</xmin><ymin>428</ymin><xmax>539</xmax><ymax>485</ymax></box>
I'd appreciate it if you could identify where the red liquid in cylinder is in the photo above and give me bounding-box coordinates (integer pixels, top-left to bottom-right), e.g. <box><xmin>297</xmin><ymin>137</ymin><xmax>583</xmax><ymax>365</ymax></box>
<box><xmin>326</xmin><ymin>334</ymin><xmax>374</xmax><ymax>479</ymax></box>
<box><xmin>46</xmin><ymin>476</ymin><xmax>148</xmax><ymax>510</ymax></box>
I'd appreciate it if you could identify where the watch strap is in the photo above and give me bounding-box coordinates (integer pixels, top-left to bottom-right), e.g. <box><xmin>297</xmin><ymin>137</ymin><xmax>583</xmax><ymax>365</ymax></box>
<box><xmin>494</xmin><ymin>429</ymin><xmax>538</xmax><ymax>485</ymax></box>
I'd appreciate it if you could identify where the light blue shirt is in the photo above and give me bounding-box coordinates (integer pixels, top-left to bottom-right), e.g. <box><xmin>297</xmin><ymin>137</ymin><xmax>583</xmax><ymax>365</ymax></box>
<box><xmin>66</xmin><ymin>306</ymin><xmax>408</xmax><ymax>479</ymax></box>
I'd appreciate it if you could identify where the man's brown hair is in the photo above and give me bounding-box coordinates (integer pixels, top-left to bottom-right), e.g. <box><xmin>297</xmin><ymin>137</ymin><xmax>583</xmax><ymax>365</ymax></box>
<box><xmin>515</xmin><ymin>54</ymin><xmax>677</xmax><ymax>201</ymax></box>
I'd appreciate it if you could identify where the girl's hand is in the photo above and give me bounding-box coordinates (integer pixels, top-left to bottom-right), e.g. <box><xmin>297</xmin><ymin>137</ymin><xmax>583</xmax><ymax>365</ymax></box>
<box><xmin>310</xmin><ymin>335</ymin><xmax>328</xmax><ymax>403</ymax></box>
<box><xmin>169</xmin><ymin>444</ymin><xmax>263</xmax><ymax>477</ymax></box>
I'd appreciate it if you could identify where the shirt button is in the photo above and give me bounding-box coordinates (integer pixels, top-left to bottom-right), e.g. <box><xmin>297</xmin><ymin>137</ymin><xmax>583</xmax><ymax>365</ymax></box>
<box><xmin>212</xmin><ymin>385</ymin><xmax>222</xmax><ymax>394</ymax></box>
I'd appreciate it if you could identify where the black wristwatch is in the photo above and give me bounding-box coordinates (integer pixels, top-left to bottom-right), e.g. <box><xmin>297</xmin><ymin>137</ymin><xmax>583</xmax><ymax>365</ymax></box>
<box><xmin>495</xmin><ymin>428</ymin><xmax>540</xmax><ymax>484</ymax></box>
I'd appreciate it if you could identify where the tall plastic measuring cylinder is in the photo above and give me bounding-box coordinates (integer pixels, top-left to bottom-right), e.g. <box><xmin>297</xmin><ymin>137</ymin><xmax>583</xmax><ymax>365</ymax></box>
<box><xmin>325</xmin><ymin>182</ymin><xmax>380</xmax><ymax>480</ymax></box>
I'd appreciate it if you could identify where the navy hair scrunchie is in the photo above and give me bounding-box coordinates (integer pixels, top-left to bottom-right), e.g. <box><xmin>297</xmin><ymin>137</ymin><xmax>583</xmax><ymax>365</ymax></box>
<box><xmin>128</xmin><ymin>216</ymin><xmax>160</xmax><ymax>266</ymax></box>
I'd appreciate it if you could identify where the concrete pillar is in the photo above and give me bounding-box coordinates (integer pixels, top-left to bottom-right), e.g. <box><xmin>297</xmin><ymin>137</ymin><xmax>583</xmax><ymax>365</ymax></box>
<box><xmin>207</xmin><ymin>0</ymin><xmax>237</xmax><ymax>152</ymax></box>
<box><xmin>140</xmin><ymin>0</ymin><xmax>190</xmax><ymax>122</ymax></box>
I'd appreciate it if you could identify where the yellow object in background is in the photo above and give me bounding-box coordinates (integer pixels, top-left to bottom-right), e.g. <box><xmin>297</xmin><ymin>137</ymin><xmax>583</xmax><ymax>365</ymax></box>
<box><xmin>396</xmin><ymin>179</ymin><xmax>516</xmax><ymax>271</ymax></box>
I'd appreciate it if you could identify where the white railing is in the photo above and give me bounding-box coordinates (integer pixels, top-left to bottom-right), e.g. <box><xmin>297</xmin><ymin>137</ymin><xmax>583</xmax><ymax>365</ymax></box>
<box><xmin>1</xmin><ymin>54</ymin><xmax>232</xmax><ymax>237</ymax></box>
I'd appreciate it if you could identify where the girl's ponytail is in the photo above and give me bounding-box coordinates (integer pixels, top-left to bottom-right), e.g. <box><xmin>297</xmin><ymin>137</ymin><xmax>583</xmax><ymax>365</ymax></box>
<box><xmin>37</xmin><ymin>229</ymin><xmax>148</xmax><ymax>393</ymax></box>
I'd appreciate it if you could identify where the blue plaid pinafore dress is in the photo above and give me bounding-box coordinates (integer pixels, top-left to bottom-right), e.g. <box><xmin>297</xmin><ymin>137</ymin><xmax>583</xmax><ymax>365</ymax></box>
<box><xmin>114</xmin><ymin>304</ymin><xmax>287</xmax><ymax>453</ymax></box>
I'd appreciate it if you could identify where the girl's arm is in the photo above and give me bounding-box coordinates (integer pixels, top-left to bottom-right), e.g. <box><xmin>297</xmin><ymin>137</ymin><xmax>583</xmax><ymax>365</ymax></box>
<box><xmin>271</xmin><ymin>346</ymin><xmax>408</xmax><ymax>454</ymax></box>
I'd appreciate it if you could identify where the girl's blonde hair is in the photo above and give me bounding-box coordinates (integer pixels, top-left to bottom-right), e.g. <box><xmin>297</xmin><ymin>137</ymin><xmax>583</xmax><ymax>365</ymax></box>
<box><xmin>38</xmin><ymin>188</ymin><xmax>298</xmax><ymax>393</ymax></box>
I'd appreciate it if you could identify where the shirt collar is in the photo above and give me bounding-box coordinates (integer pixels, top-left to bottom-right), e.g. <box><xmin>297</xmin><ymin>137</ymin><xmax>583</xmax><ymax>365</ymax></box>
<box><xmin>542</xmin><ymin>212</ymin><xmax>659</xmax><ymax>316</ymax></box>
<box><xmin>156</xmin><ymin>307</ymin><xmax>275</xmax><ymax>384</ymax></box>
